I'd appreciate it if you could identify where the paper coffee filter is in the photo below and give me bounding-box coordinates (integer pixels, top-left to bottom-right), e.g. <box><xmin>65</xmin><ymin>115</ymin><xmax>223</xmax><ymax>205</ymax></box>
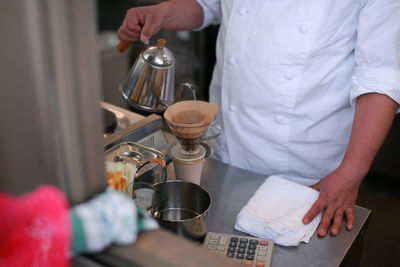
<box><xmin>164</xmin><ymin>100</ymin><xmax>217</xmax><ymax>126</ymax></box>
<box><xmin>164</xmin><ymin>100</ymin><xmax>218</xmax><ymax>140</ymax></box>
<box><xmin>164</xmin><ymin>100</ymin><xmax>218</xmax><ymax>152</ymax></box>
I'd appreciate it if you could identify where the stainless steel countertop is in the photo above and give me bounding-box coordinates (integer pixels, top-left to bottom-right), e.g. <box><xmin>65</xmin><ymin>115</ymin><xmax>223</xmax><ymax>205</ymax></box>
<box><xmin>198</xmin><ymin>159</ymin><xmax>371</xmax><ymax>267</ymax></box>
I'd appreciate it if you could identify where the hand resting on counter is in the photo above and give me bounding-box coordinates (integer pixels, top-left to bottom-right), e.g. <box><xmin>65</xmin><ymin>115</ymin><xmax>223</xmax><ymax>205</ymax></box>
<box><xmin>303</xmin><ymin>93</ymin><xmax>399</xmax><ymax>237</ymax></box>
<box><xmin>302</xmin><ymin>168</ymin><xmax>360</xmax><ymax>237</ymax></box>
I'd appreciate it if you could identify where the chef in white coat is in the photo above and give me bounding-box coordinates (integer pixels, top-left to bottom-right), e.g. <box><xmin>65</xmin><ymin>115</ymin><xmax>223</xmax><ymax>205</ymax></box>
<box><xmin>118</xmin><ymin>0</ymin><xmax>400</xmax><ymax>237</ymax></box>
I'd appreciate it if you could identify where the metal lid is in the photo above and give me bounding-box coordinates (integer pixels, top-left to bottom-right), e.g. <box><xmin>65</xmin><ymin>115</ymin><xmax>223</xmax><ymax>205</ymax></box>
<box><xmin>142</xmin><ymin>38</ymin><xmax>174</xmax><ymax>67</ymax></box>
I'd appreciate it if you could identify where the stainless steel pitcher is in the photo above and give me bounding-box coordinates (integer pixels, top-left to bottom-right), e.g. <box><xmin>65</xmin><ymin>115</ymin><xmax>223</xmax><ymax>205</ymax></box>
<box><xmin>119</xmin><ymin>39</ymin><xmax>177</xmax><ymax>113</ymax></box>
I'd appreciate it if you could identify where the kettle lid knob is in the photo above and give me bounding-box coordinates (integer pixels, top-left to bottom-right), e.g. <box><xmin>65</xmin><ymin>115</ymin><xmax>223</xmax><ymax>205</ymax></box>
<box><xmin>157</xmin><ymin>38</ymin><xmax>166</xmax><ymax>50</ymax></box>
<box><xmin>142</xmin><ymin>38</ymin><xmax>174</xmax><ymax>67</ymax></box>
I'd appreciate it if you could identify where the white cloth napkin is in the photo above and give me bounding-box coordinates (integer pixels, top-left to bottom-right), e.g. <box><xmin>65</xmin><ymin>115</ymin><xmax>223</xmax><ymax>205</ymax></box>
<box><xmin>234</xmin><ymin>176</ymin><xmax>322</xmax><ymax>246</ymax></box>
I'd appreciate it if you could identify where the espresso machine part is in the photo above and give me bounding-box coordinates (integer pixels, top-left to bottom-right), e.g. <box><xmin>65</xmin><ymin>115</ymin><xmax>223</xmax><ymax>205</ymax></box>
<box><xmin>119</xmin><ymin>39</ymin><xmax>175</xmax><ymax>113</ymax></box>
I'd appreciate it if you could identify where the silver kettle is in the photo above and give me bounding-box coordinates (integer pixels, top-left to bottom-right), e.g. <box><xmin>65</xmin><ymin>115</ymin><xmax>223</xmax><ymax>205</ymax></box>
<box><xmin>119</xmin><ymin>39</ymin><xmax>189</xmax><ymax>113</ymax></box>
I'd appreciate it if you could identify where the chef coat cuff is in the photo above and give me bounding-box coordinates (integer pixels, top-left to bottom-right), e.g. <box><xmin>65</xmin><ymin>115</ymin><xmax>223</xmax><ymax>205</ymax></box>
<box><xmin>194</xmin><ymin>0</ymin><xmax>221</xmax><ymax>31</ymax></box>
<box><xmin>350</xmin><ymin>67</ymin><xmax>400</xmax><ymax>113</ymax></box>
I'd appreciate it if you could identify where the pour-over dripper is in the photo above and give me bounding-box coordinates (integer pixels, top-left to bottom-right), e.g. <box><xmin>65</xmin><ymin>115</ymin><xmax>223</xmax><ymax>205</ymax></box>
<box><xmin>166</xmin><ymin>120</ymin><xmax>210</xmax><ymax>153</ymax></box>
<box><xmin>164</xmin><ymin>100</ymin><xmax>219</xmax><ymax>153</ymax></box>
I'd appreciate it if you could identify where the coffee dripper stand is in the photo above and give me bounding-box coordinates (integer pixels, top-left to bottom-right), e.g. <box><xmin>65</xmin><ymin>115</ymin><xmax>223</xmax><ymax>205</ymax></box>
<box><xmin>167</xmin><ymin>124</ymin><xmax>220</xmax><ymax>184</ymax></box>
<box><xmin>167</xmin><ymin>120</ymin><xmax>220</xmax><ymax>157</ymax></box>
<box><xmin>163</xmin><ymin>102</ymin><xmax>221</xmax><ymax>184</ymax></box>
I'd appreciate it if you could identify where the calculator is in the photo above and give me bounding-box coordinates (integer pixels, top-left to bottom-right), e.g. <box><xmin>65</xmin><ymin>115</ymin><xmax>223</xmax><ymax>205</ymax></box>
<box><xmin>203</xmin><ymin>232</ymin><xmax>274</xmax><ymax>267</ymax></box>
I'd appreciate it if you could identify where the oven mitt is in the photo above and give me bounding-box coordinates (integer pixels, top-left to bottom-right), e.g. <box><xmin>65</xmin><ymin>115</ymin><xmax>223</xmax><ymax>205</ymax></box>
<box><xmin>71</xmin><ymin>187</ymin><xmax>158</xmax><ymax>255</ymax></box>
<box><xmin>0</xmin><ymin>186</ymin><xmax>71</xmax><ymax>267</ymax></box>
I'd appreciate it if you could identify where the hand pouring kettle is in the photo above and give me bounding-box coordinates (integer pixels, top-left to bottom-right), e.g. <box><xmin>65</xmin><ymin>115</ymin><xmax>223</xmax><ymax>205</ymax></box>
<box><xmin>119</xmin><ymin>39</ymin><xmax>195</xmax><ymax>113</ymax></box>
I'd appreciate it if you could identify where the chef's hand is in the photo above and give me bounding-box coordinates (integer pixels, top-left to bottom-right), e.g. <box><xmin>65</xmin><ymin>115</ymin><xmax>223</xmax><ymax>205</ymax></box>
<box><xmin>118</xmin><ymin>3</ymin><xmax>171</xmax><ymax>43</ymax></box>
<box><xmin>302</xmin><ymin>168</ymin><xmax>362</xmax><ymax>237</ymax></box>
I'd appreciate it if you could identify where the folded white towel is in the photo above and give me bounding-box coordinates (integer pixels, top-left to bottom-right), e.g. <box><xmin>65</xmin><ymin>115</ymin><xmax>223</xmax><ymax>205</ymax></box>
<box><xmin>234</xmin><ymin>176</ymin><xmax>322</xmax><ymax>247</ymax></box>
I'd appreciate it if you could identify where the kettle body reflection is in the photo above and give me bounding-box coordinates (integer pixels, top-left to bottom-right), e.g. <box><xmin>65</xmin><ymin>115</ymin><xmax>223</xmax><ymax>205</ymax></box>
<box><xmin>119</xmin><ymin>39</ymin><xmax>176</xmax><ymax>113</ymax></box>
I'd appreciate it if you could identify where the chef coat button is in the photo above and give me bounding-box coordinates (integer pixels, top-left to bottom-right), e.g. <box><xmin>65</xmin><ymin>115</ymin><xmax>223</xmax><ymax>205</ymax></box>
<box><xmin>229</xmin><ymin>105</ymin><xmax>237</xmax><ymax>112</ymax></box>
<box><xmin>228</xmin><ymin>57</ymin><xmax>236</xmax><ymax>65</ymax></box>
<box><xmin>299</xmin><ymin>24</ymin><xmax>309</xmax><ymax>33</ymax></box>
<box><xmin>284</xmin><ymin>72</ymin><xmax>294</xmax><ymax>80</ymax></box>
<box><xmin>275</xmin><ymin>115</ymin><xmax>285</xmax><ymax>124</ymax></box>
<box><xmin>239</xmin><ymin>7</ymin><xmax>248</xmax><ymax>15</ymax></box>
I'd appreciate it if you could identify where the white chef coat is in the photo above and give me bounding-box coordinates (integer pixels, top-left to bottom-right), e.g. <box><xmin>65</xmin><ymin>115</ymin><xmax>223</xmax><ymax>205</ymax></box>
<box><xmin>196</xmin><ymin>0</ymin><xmax>400</xmax><ymax>185</ymax></box>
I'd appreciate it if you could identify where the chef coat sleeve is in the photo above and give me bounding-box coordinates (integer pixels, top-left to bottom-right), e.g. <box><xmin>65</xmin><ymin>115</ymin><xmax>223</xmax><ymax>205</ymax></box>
<box><xmin>195</xmin><ymin>0</ymin><xmax>221</xmax><ymax>30</ymax></box>
<box><xmin>351</xmin><ymin>0</ymin><xmax>400</xmax><ymax>111</ymax></box>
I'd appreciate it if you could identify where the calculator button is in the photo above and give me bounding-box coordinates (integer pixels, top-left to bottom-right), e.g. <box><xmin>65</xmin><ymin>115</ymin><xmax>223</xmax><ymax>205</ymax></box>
<box><xmin>226</xmin><ymin>252</ymin><xmax>235</xmax><ymax>258</ymax></box>
<box><xmin>229</xmin><ymin>241</ymin><xmax>238</xmax><ymax>247</ymax></box>
<box><xmin>228</xmin><ymin>247</ymin><xmax>236</xmax><ymax>253</ymax></box>
<box><xmin>230</xmin><ymin>237</ymin><xmax>239</xmax><ymax>242</ymax></box>
<box><xmin>250</xmin><ymin>239</ymin><xmax>259</xmax><ymax>245</ymax></box>
<box><xmin>244</xmin><ymin>260</ymin><xmax>254</xmax><ymax>266</ymax></box>
<box><xmin>209</xmin><ymin>239</ymin><xmax>218</xmax><ymax>245</ymax></box>
<box><xmin>236</xmin><ymin>259</ymin><xmax>244</xmax><ymax>264</ymax></box>
<box><xmin>220</xmin><ymin>236</ymin><xmax>228</xmax><ymax>243</ymax></box>
<box><xmin>219</xmin><ymin>239</ymin><xmax>228</xmax><ymax>246</ymax></box>
<box><xmin>236</xmin><ymin>253</ymin><xmax>244</xmax><ymax>259</ymax></box>
<box><xmin>260</xmin><ymin>240</ymin><xmax>269</xmax><ymax>246</ymax></box>
<box><xmin>207</xmin><ymin>244</ymin><xmax>216</xmax><ymax>249</ymax></box>
<box><xmin>210</xmin><ymin>234</ymin><xmax>219</xmax><ymax>239</ymax></box>
<box><xmin>258</xmin><ymin>245</ymin><xmax>267</xmax><ymax>251</ymax></box>
<box><xmin>257</xmin><ymin>256</ymin><xmax>266</xmax><ymax>262</ymax></box>
<box><xmin>217</xmin><ymin>245</ymin><xmax>225</xmax><ymax>251</ymax></box>
<box><xmin>240</xmin><ymin>238</ymin><xmax>249</xmax><ymax>243</ymax></box>
<box><xmin>258</xmin><ymin>250</ymin><xmax>267</xmax><ymax>256</ymax></box>
<box><xmin>246</xmin><ymin>254</ymin><xmax>254</xmax><ymax>261</ymax></box>
<box><xmin>248</xmin><ymin>244</ymin><xmax>257</xmax><ymax>249</ymax></box>
<box><xmin>239</xmin><ymin>243</ymin><xmax>247</xmax><ymax>248</ymax></box>
<box><xmin>238</xmin><ymin>248</ymin><xmax>246</xmax><ymax>254</ymax></box>
<box><xmin>256</xmin><ymin>262</ymin><xmax>265</xmax><ymax>267</ymax></box>
<box><xmin>247</xmin><ymin>249</ymin><xmax>256</xmax><ymax>255</ymax></box>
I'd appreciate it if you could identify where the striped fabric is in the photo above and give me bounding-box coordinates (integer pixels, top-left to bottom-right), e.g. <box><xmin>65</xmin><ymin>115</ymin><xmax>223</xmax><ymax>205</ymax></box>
<box><xmin>71</xmin><ymin>188</ymin><xmax>158</xmax><ymax>255</ymax></box>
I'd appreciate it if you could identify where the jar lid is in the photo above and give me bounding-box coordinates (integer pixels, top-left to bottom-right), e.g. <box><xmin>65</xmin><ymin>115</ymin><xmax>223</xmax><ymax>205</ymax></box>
<box><xmin>168</xmin><ymin>143</ymin><xmax>206</xmax><ymax>162</ymax></box>
<box><xmin>142</xmin><ymin>38</ymin><xmax>174</xmax><ymax>67</ymax></box>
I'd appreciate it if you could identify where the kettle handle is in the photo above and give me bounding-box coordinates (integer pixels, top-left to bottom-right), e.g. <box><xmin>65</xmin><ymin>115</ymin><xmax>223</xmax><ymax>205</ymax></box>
<box><xmin>117</xmin><ymin>40</ymin><xmax>132</xmax><ymax>53</ymax></box>
<box><xmin>200</xmin><ymin>121</ymin><xmax>222</xmax><ymax>143</ymax></box>
<box><xmin>117</xmin><ymin>39</ymin><xmax>151</xmax><ymax>53</ymax></box>
<box><xmin>175</xmin><ymin>83</ymin><xmax>197</xmax><ymax>102</ymax></box>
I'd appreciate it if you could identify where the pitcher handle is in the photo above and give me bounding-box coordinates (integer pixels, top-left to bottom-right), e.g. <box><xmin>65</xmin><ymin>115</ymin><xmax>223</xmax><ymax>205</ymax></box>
<box><xmin>175</xmin><ymin>83</ymin><xmax>197</xmax><ymax>102</ymax></box>
<box><xmin>200</xmin><ymin>121</ymin><xmax>222</xmax><ymax>141</ymax></box>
